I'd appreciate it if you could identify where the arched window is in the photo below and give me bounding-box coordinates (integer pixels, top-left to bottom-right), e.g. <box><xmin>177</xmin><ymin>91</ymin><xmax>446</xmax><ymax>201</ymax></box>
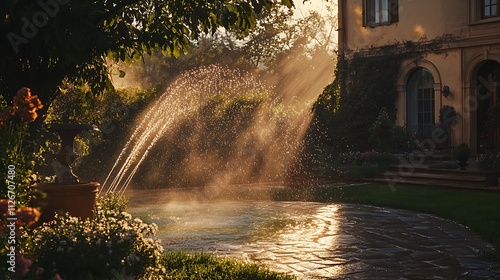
<box><xmin>406</xmin><ymin>68</ymin><xmax>435</xmax><ymax>136</ymax></box>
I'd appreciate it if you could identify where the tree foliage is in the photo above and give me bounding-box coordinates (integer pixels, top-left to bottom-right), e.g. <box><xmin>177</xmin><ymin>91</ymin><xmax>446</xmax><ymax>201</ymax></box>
<box><xmin>0</xmin><ymin>0</ymin><xmax>293</xmax><ymax>108</ymax></box>
<box><xmin>111</xmin><ymin>2</ymin><xmax>338</xmax><ymax>106</ymax></box>
<box><xmin>238</xmin><ymin>4</ymin><xmax>337</xmax><ymax>70</ymax></box>
<box><xmin>110</xmin><ymin>32</ymin><xmax>255</xmax><ymax>90</ymax></box>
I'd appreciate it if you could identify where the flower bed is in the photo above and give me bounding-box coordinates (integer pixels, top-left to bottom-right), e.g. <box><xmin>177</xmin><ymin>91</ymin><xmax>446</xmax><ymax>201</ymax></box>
<box><xmin>18</xmin><ymin>194</ymin><xmax>164</xmax><ymax>279</ymax></box>
<box><xmin>338</xmin><ymin>150</ymin><xmax>400</xmax><ymax>168</ymax></box>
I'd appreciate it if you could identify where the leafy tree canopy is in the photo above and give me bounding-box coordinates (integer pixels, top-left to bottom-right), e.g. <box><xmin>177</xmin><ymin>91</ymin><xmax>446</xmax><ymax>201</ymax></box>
<box><xmin>112</xmin><ymin>3</ymin><xmax>338</xmax><ymax>102</ymax></box>
<box><xmin>0</xmin><ymin>0</ymin><xmax>293</xmax><ymax>107</ymax></box>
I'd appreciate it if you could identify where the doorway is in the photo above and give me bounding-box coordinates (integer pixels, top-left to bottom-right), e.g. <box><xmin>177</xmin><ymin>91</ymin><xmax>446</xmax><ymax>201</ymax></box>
<box><xmin>476</xmin><ymin>60</ymin><xmax>500</xmax><ymax>152</ymax></box>
<box><xmin>406</xmin><ymin>67</ymin><xmax>435</xmax><ymax>138</ymax></box>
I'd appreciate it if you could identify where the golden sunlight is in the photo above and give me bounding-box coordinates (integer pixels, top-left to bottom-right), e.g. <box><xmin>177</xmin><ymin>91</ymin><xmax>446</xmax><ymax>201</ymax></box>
<box><xmin>413</xmin><ymin>24</ymin><xmax>426</xmax><ymax>38</ymax></box>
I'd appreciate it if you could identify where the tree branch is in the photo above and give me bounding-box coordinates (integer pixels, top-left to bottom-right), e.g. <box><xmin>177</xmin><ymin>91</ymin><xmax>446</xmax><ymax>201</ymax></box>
<box><xmin>94</xmin><ymin>0</ymin><xmax>142</xmax><ymax>24</ymax></box>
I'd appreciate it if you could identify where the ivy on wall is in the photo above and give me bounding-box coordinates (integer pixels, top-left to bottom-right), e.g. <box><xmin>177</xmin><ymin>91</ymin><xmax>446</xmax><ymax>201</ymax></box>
<box><xmin>312</xmin><ymin>53</ymin><xmax>401</xmax><ymax>152</ymax></box>
<box><xmin>313</xmin><ymin>34</ymin><xmax>458</xmax><ymax>152</ymax></box>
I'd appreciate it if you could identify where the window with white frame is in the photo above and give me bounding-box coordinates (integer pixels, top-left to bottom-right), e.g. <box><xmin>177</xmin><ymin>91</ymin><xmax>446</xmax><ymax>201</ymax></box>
<box><xmin>363</xmin><ymin>0</ymin><xmax>398</xmax><ymax>27</ymax></box>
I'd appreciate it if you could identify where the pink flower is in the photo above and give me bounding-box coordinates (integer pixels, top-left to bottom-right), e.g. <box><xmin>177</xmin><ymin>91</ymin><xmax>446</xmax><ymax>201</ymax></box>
<box><xmin>15</xmin><ymin>253</ymin><xmax>32</xmax><ymax>277</ymax></box>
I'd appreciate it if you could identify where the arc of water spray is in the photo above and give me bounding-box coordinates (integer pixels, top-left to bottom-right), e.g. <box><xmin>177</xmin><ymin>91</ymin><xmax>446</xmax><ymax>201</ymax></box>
<box><xmin>100</xmin><ymin>66</ymin><xmax>262</xmax><ymax>195</ymax></box>
<box><xmin>101</xmin><ymin>93</ymin><xmax>198</xmax><ymax>195</ymax></box>
<box><xmin>101</xmin><ymin>103</ymin><xmax>159</xmax><ymax>193</ymax></box>
<box><xmin>100</xmin><ymin>64</ymin><xmax>321</xmax><ymax>195</ymax></box>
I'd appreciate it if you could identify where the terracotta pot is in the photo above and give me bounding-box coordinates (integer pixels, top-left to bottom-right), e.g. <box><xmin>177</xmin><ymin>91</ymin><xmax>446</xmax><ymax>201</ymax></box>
<box><xmin>32</xmin><ymin>182</ymin><xmax>99</xmax><ymax>222</ymax></box>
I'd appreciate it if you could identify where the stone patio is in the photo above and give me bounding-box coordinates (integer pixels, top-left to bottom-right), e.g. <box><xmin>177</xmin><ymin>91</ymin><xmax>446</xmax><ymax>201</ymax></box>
<box><xmin>128</xmin><ymin>189</ymin><xmax>500</xmax><ymax>279</ymax></box>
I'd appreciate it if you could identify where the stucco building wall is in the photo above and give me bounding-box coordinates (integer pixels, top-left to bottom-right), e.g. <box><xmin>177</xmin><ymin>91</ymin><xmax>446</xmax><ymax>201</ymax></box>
<box><xmin>339</xmin><ymin>0</ymin><xmax>500</xmax><ymax>153</ymax></box>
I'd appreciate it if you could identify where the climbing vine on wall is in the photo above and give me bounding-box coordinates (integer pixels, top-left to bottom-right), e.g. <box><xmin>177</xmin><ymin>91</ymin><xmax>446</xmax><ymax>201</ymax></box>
<box><xmin>314</xmin><ymin>34</ymin><xmax>458</xmax><ymax>152</ymax></box>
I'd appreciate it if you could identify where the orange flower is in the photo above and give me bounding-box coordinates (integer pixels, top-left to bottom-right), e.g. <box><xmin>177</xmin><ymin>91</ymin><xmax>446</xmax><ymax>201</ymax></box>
<box><xmin>31</xmin><ymin>96</ymin><xmax>43</xmax><ymax>109</ymax></box>
<box><xmin>16</xmin><ymin>207</ymin><xmax>41</xmax><ymax>228</ymax></box>
<box><xmin>11</xmin><ymin>87</ymin><xmax>43</xmax><ymax>122</ymax></box>
<box><xmin>17</xmin><ymin>107</ymin><xmax>36</xmax><ymax>122</ymax></box>
<box><xmin>13</xmin><ymin>87</ymin><xmax>31</xmax><ymax>108</ymax></box>
<box><xmin>0</xmin><ymin>87</ymin><xmax>43</xmax><ymax>127</ymax></box>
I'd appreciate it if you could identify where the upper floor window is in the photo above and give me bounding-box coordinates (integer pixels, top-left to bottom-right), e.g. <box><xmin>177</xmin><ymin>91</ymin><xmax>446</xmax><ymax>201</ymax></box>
<box><xmin>470</xmin><ymin>0</ymin><xmax>500</xmax><ymax>23</ymax></box>
<box><xmin>482</xmin><ymin>0</ymin><xmax>498</xmax><ymax>18</ymax></box>
<box><xmin>363</xmin><ymin>0</ymin><xmax>398</xmax><ymax>27</ymax></box>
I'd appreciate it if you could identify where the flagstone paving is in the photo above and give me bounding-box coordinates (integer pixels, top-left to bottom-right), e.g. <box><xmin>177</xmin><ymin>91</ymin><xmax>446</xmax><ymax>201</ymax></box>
<box><xmin>129</xmin><ymin>192</ymin><xmax>500</xmax><ymax>279</ymax></box>
<box><xmin>212</xmin><ymin>204</ymin><xmax>500</xmax><ymax>279</ymax></box>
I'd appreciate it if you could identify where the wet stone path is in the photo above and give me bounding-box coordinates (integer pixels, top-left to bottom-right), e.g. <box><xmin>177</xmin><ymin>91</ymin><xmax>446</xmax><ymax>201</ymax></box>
<box><xmin>129</xmin><ymin>196</ymin><xmax>500</xmax><ymax>279</ymax></box>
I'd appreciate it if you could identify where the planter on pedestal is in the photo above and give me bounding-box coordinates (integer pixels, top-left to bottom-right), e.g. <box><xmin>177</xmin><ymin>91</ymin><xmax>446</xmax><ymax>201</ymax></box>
<box><xmin>32</xmin><ymin>124</ymin><xmax>100</xmax><ymax>222</ymax></box>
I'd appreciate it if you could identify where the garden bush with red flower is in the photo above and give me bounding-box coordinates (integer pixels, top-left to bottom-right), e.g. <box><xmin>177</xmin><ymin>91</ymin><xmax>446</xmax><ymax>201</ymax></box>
<box><xmin>0</xmin><ymin>199</ymin><xmax>41</xmax><ymax>279</ymax></box>
<box><xmin>20</xmin><ymin>194</ymin><xmax>165</xmax><ymax>280</ymax></box>
<box><xmin>1</xmin><ymin>88</ymin><xmax>44</xmax><ymax>206</ymax></box>
<box><xmin>369</xmin><ymin>108</ymin><xmax>395</xmax><ymax>152</ymax></box>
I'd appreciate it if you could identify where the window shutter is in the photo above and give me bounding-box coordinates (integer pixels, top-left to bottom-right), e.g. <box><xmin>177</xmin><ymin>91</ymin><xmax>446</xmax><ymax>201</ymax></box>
<box><xmin>362</xmin><ymin>0</ymin><xmax>368</xmax><ymax>26</ymax></box>
<box><xmin>389</xmin><ymin>0</ymin><xmax>399</xmax><ymax>23</ymax></box>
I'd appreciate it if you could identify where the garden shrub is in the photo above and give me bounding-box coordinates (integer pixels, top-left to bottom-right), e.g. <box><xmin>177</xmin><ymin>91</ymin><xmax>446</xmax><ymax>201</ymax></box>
<box><xmin>0</xmin><ymin>199</ymin><xmax>41</xmax><ymax>279</ymax></box>
<box><xmin>369</xmin><ymin>108</ymin><xmax>395</xmax><ymax>152</ymax></box>
<box><xmin>21</xmin><ymin>194</ymin><xmax>165</xmax><ymax>279</ymax></box>
<box><xmin>0</xmin><ymin>88</ymin><xmax>45</xmax><ymax>206</ymax></box>
<box><xmin>365</xmin><ymin>152</ymin><xmax>400</xmax><ymax>166</ymax></box>
<box><xmin>322</xmin><ymin>150</ymin><xmax>399</xmax><ymax>179</ymax></box>
<box><xmin>134</xmin><ymin>90</ymin><xmax>301</xmax><ymax>188</ymax></box>
<box><xmin>338</xmin><ymin>150</ymin><xmax>399</xmax><ymax>167</ymax></box>
<box><xmin>392</xmin><ymin>126</ymin><xmax>418</xmax><ymax>154</ymax></box>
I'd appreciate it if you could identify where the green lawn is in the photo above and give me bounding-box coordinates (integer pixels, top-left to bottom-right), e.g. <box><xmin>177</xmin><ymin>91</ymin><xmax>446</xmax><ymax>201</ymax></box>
<box><xmin>273</xmin><ymin>183</ymin><xmax>500</xmax><ymax>248</ymax></box>
<box><xmin>161</xmin><ymin>251</ymin><xmax>296</xmax><ymax>280</ymax></box>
